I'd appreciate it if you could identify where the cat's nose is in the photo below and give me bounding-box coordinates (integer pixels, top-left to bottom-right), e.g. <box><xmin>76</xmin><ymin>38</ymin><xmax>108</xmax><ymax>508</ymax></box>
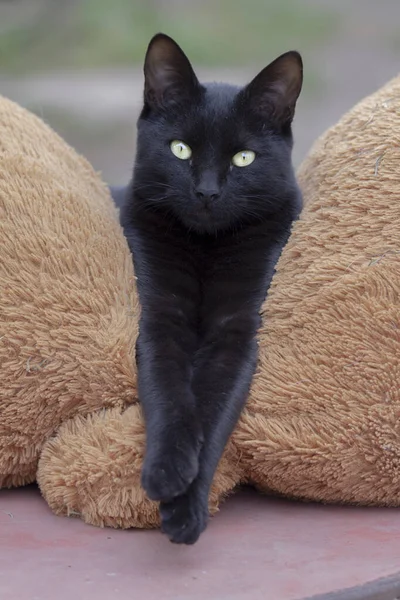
<box><xmin>195</xmin><ymin>187</ymin><xmax>220</xmax><ymax>203</ymax></box>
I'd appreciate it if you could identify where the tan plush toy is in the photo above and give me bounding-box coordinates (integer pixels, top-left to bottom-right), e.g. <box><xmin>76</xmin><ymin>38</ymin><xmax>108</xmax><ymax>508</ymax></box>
<box><xmin>1</xmin><ymin>73</ymin><xmax>400</xmax><ymax>532</ymax></box>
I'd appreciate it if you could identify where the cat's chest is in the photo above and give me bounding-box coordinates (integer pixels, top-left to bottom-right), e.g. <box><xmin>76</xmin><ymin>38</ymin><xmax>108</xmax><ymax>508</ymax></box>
<box><xmin>132</xmin><ymin>210</ymin><xmax>282</xmax><ymax>297</ymax></box>
<box><xmin>198</xmin><ymin>228</ymin><xmax>275</xmax><ymax>277</ymax></box>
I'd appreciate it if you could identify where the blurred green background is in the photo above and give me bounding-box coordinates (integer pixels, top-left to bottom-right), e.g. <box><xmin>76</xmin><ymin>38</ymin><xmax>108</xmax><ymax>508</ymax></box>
<box><xmin>1</xmin><ymin>0</ymin><xmax>399</xmax><ymax>183</ymax></box>
<box><xmin>0</xmin><ymin>0</ymin><xmax>338</xmax><ymax>72</ymax></box>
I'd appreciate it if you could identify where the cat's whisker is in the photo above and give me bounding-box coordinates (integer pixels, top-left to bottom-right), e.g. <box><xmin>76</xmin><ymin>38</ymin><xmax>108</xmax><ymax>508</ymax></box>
<box><xmin>238</xmin><ymin>194</ymin><xmax>283</xmax><ymax>201</ymax></box>
<box><xmin>134</xmin><ymin>182</ymin><xmax>176</xmax><ymax>193</ymax></box>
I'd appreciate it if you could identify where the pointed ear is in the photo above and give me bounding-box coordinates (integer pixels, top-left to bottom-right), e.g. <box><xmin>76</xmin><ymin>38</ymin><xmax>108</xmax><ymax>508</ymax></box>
<box><xmin>143</xmin><ymin>33</ymin><xmax>201</xmax><ymax>111</ymax></box>
<box><xmin>242</xmin><ymin>51</ymin><xmax>303</xmax><ymax>126</ymax></box>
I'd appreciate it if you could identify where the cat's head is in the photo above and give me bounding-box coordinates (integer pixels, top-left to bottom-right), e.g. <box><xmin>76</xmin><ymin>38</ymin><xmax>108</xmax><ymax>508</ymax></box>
<box><xmin>133</xmin><ymin>33</ymin><xmax>303</xmax><ymax>234</ymax></box>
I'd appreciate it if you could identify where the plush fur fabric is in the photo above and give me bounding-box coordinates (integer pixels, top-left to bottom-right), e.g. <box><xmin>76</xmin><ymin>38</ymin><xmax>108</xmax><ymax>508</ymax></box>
<box><xmin>0</xmin><ymin>96</ymin><xmax>138</xmax><ymax>489</ymax></box>
<box><xmin>1</xmin><ymin>74</ymin><xmax>400</xmax><ymax>529</ymax></box>
<box><xmin>237</xmin><ymin>74</ymin><xmax>400</xmax><ymax>506</ymax></box>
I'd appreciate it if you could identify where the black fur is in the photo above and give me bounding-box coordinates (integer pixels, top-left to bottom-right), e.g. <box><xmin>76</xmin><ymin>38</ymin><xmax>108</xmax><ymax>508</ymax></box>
<box><xmin>116</xmin><ymin>33</ymin><xmax>303</xmax><ymax>544</ymax></box>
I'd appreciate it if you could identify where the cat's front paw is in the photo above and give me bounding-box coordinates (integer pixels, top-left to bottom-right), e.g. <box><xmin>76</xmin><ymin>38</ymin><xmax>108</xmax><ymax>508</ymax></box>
<box><xmin>160</xmin><ymin>486</ymin><xmax>209</xmax><ymax>545</ymax></box>
<box><xmin>141</xmin><ymin>428</ymin><xmax>202</xmax><ymax>503</ymax></box>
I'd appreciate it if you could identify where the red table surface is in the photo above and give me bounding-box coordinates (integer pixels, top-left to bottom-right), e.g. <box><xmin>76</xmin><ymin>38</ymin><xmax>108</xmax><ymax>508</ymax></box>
<box><xmin>1</xmin><ymin>485</ymin><xmax>400</xmax><ymax>600</ymax></box>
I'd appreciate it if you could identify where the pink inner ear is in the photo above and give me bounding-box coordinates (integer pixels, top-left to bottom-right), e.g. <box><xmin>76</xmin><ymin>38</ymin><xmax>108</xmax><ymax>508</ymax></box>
<box><xmin>253</xmin><ymin>58</ymin><xmax>302</xmax><ymax>121</ymax></box>
<box><xmin>144</xmin><ymin>62</ymin><xmax>179</xmax><ymax>105</ymax></box>
<box><xmin>154</xmin><ymin>64</ymin><xmax>175</xmax><ymax>91</ymax></box>
<box><xmin>144</xmin><ymin>34</ymin><xmax>200</xmax><ymax>104</ymax></box>
<box><xmin>268</xmin><ymin>61</ymin><xmax>302</xmax><ymax>101</ymax></box>
<box><xmin>270</xmin><ymin>78</ymin><xmax>289</xmax><ymax>98</ymax></box>
<box><xmin>272</xmin><ymin>79</ymin><xmax>299</xmax><ymax>110</ymax></box>
<box><xmin>252</xmin><ymin>51</ymin><xmax>302</xmax><ymax>109</ymax></box>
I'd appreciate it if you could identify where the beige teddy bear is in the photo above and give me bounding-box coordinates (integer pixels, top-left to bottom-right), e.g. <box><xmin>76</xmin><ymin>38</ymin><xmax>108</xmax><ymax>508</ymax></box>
<box><xmin>1</xmin><ymin>74</ymin><xmax>399</xmax><ymax>533</ymax></box>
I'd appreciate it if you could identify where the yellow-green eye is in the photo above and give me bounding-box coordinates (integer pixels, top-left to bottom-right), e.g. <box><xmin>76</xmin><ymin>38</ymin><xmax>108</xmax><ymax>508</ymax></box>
<box><xmin>232</xmin><ymin>150</ymin><xmax>256</xmax><ymax>167</ymax></box>
<box><xmin>170</xmin><ymin>140</ymin><xmax>192</xmax><ymax>160</ymax></box>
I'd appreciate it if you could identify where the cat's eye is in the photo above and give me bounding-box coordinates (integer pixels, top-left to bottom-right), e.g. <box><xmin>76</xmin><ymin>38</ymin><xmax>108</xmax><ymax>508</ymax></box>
<box><xmin>232</xmin><ymin>150</ymin><xmax>256</xmax><ymax>167</ymax></box>
<box><xmin>170</xmin><ymin>140</ymin><xmax>192</xmax><ymax>160</ymax></box>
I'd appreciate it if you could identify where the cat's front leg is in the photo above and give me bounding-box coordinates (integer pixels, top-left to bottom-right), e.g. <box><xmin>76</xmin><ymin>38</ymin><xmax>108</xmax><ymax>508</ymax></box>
<box><xmin>160</xmin><ymin>476</ymin><xmax>209</xmax><ymax>544</ymax></box>
<box><xmin>137</xmin><ymin>313</ymin><xmax>203</xmax><ymax>503</ymax></box>
<box><xmin>160</xmin><ymin>315</ymin><xmax>259</xmax><ymax>543</ymax></box>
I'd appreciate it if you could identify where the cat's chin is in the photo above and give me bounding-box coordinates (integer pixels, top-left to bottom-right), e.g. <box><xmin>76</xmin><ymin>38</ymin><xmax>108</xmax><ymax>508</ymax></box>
<box><xmin>178</xmin><ymin>208</ymin><xmax>233</xmax><ymax>235</ymax></box>
<box><xmin>180</xmin><ymin>216</ymin><xmax>229</xmax><ymax>235</ymax></box>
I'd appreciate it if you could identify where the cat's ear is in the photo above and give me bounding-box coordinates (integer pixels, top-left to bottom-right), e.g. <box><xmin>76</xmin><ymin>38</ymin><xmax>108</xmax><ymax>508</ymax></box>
<box><xmin>143</xmin><ymin>33</ymin><xmax>201</xmax><ymax>111</ymax></box>
<box><xmin>243</xmin><ymin>51</ymin><xmax>303</xmax><ymax>126</ymax></box>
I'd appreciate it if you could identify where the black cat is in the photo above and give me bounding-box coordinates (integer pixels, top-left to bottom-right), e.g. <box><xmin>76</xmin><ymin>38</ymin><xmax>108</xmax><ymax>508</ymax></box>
<box><xmin>115</xmin><ymin>33</ymin><xmax>303</xmax><ymax>544</ymax></box>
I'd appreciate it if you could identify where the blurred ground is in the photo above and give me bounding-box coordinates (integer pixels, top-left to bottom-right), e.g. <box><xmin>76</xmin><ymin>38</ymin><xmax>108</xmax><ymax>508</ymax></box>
<box><xmin>1</xmin><ymin>0</ymin><xmax>399</xmax><ymax>184</ymax></box>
